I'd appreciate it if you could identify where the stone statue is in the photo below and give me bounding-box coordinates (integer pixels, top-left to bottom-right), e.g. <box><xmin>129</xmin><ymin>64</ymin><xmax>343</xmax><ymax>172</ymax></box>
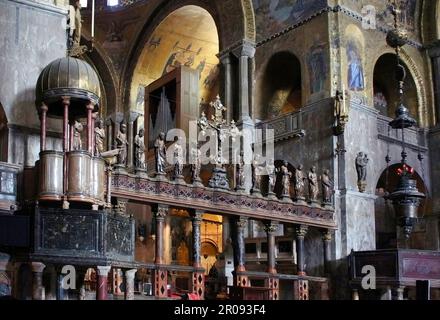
<box><xmin>308</xmin><ymin>166</ymin><xmax>319</xmax><ymax>202</ymax></box>
<box><xmin>356</xmin><ymin>152</ymin><xmax>369</xmax><ymax>192</ymax></box>
<box><xmin>210</xmin><ymin>95</ymin><xmax>226</xmax><ymax>124</ymax></box>
<box><xmin>252</xmin><ymin>154</ymin><xmax>262</xmax><ymax>194</ymax></box>
<box><xmin>294</xmin><ymin>164</ymin><xmax>307</xmax><ymax>201</ymax></box>
<box><xmin>173</xmin><ymin>140</ymin><xmax>184</xmax><ymax>179</ymax></box>
<box><xmin>115</xmin><ymin>124</ymin><xmax>129</xmax><ymax>166</ymax></box>
<box><xmin>266</xmin><ymin>159</ymin><xmax>276</xmax><ymax>196</ymax></box>
<box><xmin>72</xmin><ymin>121</ymin><xmax>83</xmax><ymax>151</ymax></box>
<box><xmin>236</xmin><ymin>152</ymin><xmax>245</xmax><ymax>191</ymax></box>
<box><xmin>154</xmin><ymin>132</ymin><xmax>167</xmax><ymax>174</ymax></box>
<box><xmin>94</xmin><ymin>119</ymin><xmax>106</xmax><ymax>156</ymax></box>
<box><xmin>68</xmin><ymin>1</ymin><xmax>82</xmax><ymax>48</ymax></box>
<box><xmin>321</xmin><ymin>169</ymin><xmax>333</xmax><ymax>204</ymax></box>
<box><xmin>134</xmin><ymin>128</ymin><xmax>146</xmax><ymax>169</ymax></box>
<box><xmin>191</xmin><ymin>148</ymin><xmax>202</xmax><ymax>184</ymax></box>
<box><xmin>279</xmin><ymin>161</ymin><xmax>292</xmax><ymax>201</ymax></box>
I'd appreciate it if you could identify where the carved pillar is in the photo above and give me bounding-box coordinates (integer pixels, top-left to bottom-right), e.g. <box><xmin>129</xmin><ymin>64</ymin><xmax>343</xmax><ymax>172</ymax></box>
<box><xmin>39</xmin><ymin>104</ymin><xmax>48</xmax><ymax>152</ymax></box>
<box><xmin>96</xmin><ymin>266</ymin><xmax>111</xmax><ymax>300</ymax></box>
<box><xmin>112</xmin><ymin>268</ymin><xmax>123</xmax><ymax>296</ymax></box>
<box><xmin>234</xmin><ymin>216</ymin><xmax>249</xmax><ymax>287</ymax></box>
<box><xmin>124</xmin><ymin>269</ymin><xmax>137</xmax><ymax>300</ymax></box>
<box><xmin>154</xmin><ymin>204</ymin><xmax>169</xmax><ymax>298</ymax></box>
<box><xmin>322</xmin><ymin>230</ymin><xmax>332</xmax><ymax>275</ymax></box>
<box><xmin>264</xmin><ymin>221</ymin><xmax>279</xmax><ymax>274</ymax></box>
<box><xmin>31</xmin><ymin>262</ymin><xmax>45</xmax><ymax>300</ymax></box>
<box><xmin>232</xmin><ymin>41</ymin><xmax>255</xmax><ymax>122</ymax></box>
<box><xmin>86</xmin><ymin>102</ymin><xmax>94</xmax><ymax>154</ymax></box>
<box><xmin>296</xmin><ymin>225</ymin><xmax>308</xmax><ymax>276</ymax></box>
<box><xmin>220</xmin><ymin>53</ymin><xmax>233</xmax><ymax>122</ymax></box>
<box><xmin>191</xmin><ymin>210</ymin><xmax>204</xmax><ymax>299</ymax></box>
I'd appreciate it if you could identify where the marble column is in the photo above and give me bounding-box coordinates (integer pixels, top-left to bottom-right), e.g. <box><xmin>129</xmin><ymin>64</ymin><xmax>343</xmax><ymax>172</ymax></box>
<box><xmin>191</xmin><ymin>210</ymin><xmax>204</xmax><ymax>299</ymax></box>
<box><xmin>154</xmin><ymin>204</ymin><xmax>169</xmax><ymax>298</ymax></box>
<box><xmin>322</xmin><ymin>230</ymin><xmax>332</xmax><ymax>275</ymax></box>
<box><xmin>296</xmin><ymin>225</ymin><xmax>308</xmax><ymax>276</ymax></box>
<box><xmin>39</xmin><ymin>104</ymin><xmax>48</xmax><ymax>152</ymax></box>
<box><xmin>429</xmin><ymin>44</ymin><xmax>440</xmax><ymax>123</ymax></box>
<box><xmin>86</xmin><ymin>102</ymin><xmax>95</xmax><ymax>154</ymax></box>
<box><xmin>264</xmin><ymin>221</ymin><xmax>279</xmax><ymax>300</ymax></box>
<box><xmin>219</xmin><ymin>53</ymin><xmax>233</xmax><ymax>122</ymax></box>
<box><xmin>264</xmin><ymin>221</ymin><xmax>279</xmax><ymax>274</ymax></box>
<box><xmin>232</xmin><ymin>40</ymin><xmax>256</xmax><ymax>122</ymax></box>
<box><xmin>31</xmin><ymin>262</ymin><xmax>45</xmax><ymax>300</ymax></box>
<box><xmin>124</xmin><ymin>269</ymin><xmax>137</xmax><ymax>300</ymax></box>
<box><xmin>96</xmin><ymin>266</ymin><xmax>111</xmax><ymax>300</ymax></box>
<box><xmin>234</xmin><ymin>216</ymin><xmax>249</xmax><ymax>287</ymax></box>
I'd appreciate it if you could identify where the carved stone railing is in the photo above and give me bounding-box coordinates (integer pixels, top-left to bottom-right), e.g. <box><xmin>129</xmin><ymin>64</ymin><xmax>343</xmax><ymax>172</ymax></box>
<box><xmin>377</xmin><ymin>114</ymin><xmax>428</xmax><ymax>152</ymax></box>
<box><xmin>256</xmin><ymin>111</ymin><xmax>305</xmax><ymax>142</ymax></box>
<box><xmin>112</xmin><ymin>172</ymin><xmax>336</xmax><ymax>229</ymax></box>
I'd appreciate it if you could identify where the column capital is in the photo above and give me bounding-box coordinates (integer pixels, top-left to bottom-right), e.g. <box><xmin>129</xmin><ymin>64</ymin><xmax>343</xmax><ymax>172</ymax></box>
<box><xmin>124</xmin><ymin>269</ymin><xmax>137</xmax><ymax>280</ymax></box>
<box><xmin>231</xmin><ymin>39</ymin><xmax>256</xmax><ymax>58</ymax></box>
<box><xmin>96</xmin><ymin>266</ymin><xmax>112</xmax><ymax>277</ymax></box>
<box><xmin>31</xmin><ymin>262</ymin><xmax>46</xmax><ymax>273</ymax></box>
<box><xmin>86</xmin><ymin>102</ymin><xmax>95</xmax><ymax>110</ymax></box>
<box><xmin>236</xmin><ymin>216</ymin><xmax>249</xmax><ymax>229</ymax></box>
<box><xmin>322</xmin><ymin>229</ymin><xmax>333</xmax><ymax>242</ymax></box>
<box><xmin>191</xmin><ymin>210</ymin><xmax>203</xmax><ymax>223</ymax></box>
<box><xmin>296</xmin><ymin>225</ymin><xmax>309</xmax><ymax>238</ymax></box>
<box><xmin>126</xmin><ymin>111</ymin><xmax>141</xmax><ymax>123</ymax></box>
<box><xmin>218</xmin><ymin>52</ymin><xmax>232</xmax><ymax>64</ymax></box>
<box><xmin>61</xmin><ymin>96</ymin><xmax>71</xmax><ymax>105</ymax></box>
<box><xmin>39</xmin><ymin>103</ymin><xmax>48</xmax><ymax>113</ymax></box>
<box><xmin>263</xmin><ymin>221</ymin><xmax>280</xmax><ymax>234</ymax></box>
<box><xmin>155</xmin><ymin>204</ymin><xmax>169</xmax><ymax>219</ymax></box>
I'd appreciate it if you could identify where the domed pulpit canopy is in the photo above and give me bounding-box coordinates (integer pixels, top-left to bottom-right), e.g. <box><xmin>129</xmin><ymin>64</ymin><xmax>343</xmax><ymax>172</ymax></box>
<box><xmin>36</xmin><ymin>57</ymin><xmax>100</xmax><ymax>118</ymax></box>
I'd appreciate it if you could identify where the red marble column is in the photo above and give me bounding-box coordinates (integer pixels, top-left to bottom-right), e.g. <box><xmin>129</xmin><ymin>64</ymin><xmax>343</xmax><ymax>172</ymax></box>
<box><xmin>86</xmin><ymin>103</ymin><xmax>95</xmax><ymax>154</ymax></box>
<box><xmin>39</xmin><ymin>104</ymin><xmax>48</xmax><ymax>152</ymax></box>
<box><xmin>96</xmin><ymin>266</ymin><xmax>111</xmax><ymax>300</ymax></box>
<box><xmin>234</xmin><ymin>217</ymin><xmax>249</xmax><ymax>287</ymax></box>
<box><xmin>124</xmin><ymin>269</ymin><xmax>137</xmax><ymax>300</ymax></box>
<box><xmin>264</xmin><ymin>221</ymin><xmax>279</xmax><ymax>300</ymax></box>
<box><xmin>296</xmin><ymin>225</ymin><xmax>308</xmax><ymax>276</ymax></box>
<box><xmin>31</xmin><ymin>262</ymin><xmax>46</xmax><ymax>300</ymax></box>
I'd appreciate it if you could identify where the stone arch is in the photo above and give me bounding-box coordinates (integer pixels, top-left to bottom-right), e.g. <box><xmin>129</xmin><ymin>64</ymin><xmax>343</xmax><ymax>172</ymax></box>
<box><xmin>122</xmin><ymin>0</ymin><xmax>254</xmax><ymax>111</ymax></box>
<box><xmin>370</xmin><ymin>48</ymin><xmax>428</xmax><ymax>126</ymax></box>
<box><xmin>374</xmin><ymin>163</ymin><xmax>428</xmax><ymax>249</ymax></box>
<box><xmin>260</xmin><ymin>51</ymin><xmax>303</xmax><ymax>120</ymax></box>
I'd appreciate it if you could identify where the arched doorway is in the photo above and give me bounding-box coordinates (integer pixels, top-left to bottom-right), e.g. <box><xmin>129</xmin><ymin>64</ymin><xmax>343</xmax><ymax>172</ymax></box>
<box><xmin>375</xmin><ymin>163</ymin><xmax>427</xmax><ymax>249</ymax></box>
<box><xmin>373</xmin><ymin>54</ymin><xmax>419</xmax><ymax>122</ymax></box>
<box><xmin>261</xmin><ymin>52</ymin><xmax>302</xmax><ymax>120</ymax></box>
<box><xmin>0</xmin><ymin>101</ymin><xmax>8</xmax><ymax>162</ymax></box>
<box><xmin>201</xmin><ymin>241</ymin><xmax>218</xmax><ymax>276</ymax></box>
<box><xmin>129</xmin><ymin>5</ymin><xmax>220</xmax><ymax>112</ymax></box>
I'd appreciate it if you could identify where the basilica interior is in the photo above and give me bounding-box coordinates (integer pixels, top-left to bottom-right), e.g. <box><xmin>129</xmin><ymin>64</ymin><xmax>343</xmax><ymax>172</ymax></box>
<box><xmin>0</xmin><ymin>0</ymin><xmax>440</xmax><ymax>301</ymax></box>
